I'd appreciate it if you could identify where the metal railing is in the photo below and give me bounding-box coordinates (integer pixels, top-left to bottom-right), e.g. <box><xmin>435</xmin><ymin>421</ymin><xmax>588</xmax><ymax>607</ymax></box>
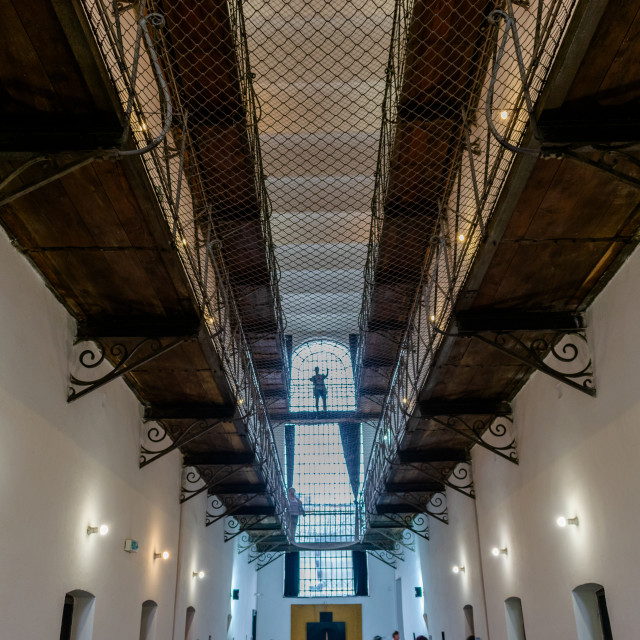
<box><xmin>79</xmin><ymin>0</ymin><xmax>289</xmax><ymax>524</ymax></box>
<box><xmin>359</xmin><ymin>0</ymin><xmax>579</xmax><ymax>519</ymax></box>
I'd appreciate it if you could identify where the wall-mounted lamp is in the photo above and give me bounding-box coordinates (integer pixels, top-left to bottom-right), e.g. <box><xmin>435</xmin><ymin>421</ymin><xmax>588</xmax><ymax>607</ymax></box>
<box><xmin>193</xmin><ymin>570</ymin><xmax>205</xmax><ymax>579</ymax></box>
<box><xmin>458</xmin><ymin>233</ymin><xmax>465</xmax><ymax>242</ymax></box>
<box><xmin>154</xmin><ymin>551</ymin><xmax>170</xmax><ymax>560</ymax></box>
<box><xmin>491</xmin><ymin>546</ymin><xmax>508</xmax><ymax>556</ymax></box>
<box><xmin>414</xmin><ymin>587</ymin><xmax>423</xmax><ymax>598</ymax></box>
<box><xmin>557</xmin><ymin>516</ymin><xmax>579</xmax><ymax>527</ymax></box>
<box><xmin>452</xmin><ymin>565</ymin><xmax>465</xmax><ymax>574</ymax></box>
<box><xmin>87</xmin><ymin>524</ymin><xmax>109</xmax><ymax>536</ymax></box>
<box><xmin>232</xmin><ymin>589</ymin><xmax>240</xmax><ymax>600</ymax></box>
<box><xmin>500</xmin><ymin>110</ymin><xmax>509</xmax><ymax>120</ymax></box>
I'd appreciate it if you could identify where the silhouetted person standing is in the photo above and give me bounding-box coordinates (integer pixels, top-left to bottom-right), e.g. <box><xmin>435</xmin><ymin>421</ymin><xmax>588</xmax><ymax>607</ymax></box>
<box><xmin>310</xmin><ymin>366</ymin><xmax>329</xmax><ymax>411</ymax></box>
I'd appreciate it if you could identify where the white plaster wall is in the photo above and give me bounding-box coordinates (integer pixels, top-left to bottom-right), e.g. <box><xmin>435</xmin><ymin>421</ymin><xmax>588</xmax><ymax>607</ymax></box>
<box><xmin>412</xmin><ymin>245</ymin><xmax>640</xmax><ymax>640</ymax></box>
<box><xmin>256</xmin><ymin>554</ymin><xmax>397</xmax><ymax>640</ymax></box>
<box><xmin>402</xmin><ymin>492</ymin><xmax>488</xmax><ymax>640</ymax></box>
<box><xmin>0</xmin><ymin>227</ymin><xmax>257</xmax><ymax>640</ymax></box>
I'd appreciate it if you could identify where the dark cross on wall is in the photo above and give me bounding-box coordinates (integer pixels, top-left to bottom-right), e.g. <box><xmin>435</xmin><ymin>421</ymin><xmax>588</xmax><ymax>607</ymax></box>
<box><xmin>306</xmin><ymin>611</ymin><xmax>346</xmax><ymax>640</ymax></box>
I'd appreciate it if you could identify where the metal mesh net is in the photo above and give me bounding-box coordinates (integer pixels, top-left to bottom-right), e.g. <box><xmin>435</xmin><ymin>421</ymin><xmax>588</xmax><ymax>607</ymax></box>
<box><xmin>79</xmin><ymin>0</ymin><xmax>579</xmax><ymax>532</ymax></box>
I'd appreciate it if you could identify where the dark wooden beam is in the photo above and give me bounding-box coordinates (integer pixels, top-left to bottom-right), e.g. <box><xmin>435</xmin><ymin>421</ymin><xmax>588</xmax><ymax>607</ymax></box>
<box><xmin>367</xmin><ymin>318</ymin><xmax>406</xmax><ymax>331</ymax></box>
<box><xmin>211</xmin><ymin>483</ymin><xmax>267</xmax><ymax>494</ymax></box>
<box><xmin>269</xmin><ymin>410</ymin><xmax>381</xmax><ymax>423</ymax></box>
<box><xmin>253</xmin><ymin>359</ymin><xmax>284</xmax><ymax>371</ymax></box>
<box><xmin>0</xmin><ymin>112</ymin><xmax>124</xmax><ymax>152</ymax></box>
<box><xmin>359</xmin><ymin>386</ymin><xmax>389</xmax><ymax>396</ymax></box>
<box><xmin>397</xmin><ymin>448</ymin><xmax>468</xmax><ymax>464</ymax></box>
<box><xmin>183</xmin><ymin>452</ymin><xmax>255</xmax><ymax>466</ymax></box>
<box><xmin>376</xmin><ymin>503</ymin><xmax>422</xmax><ymax>515</ymax></box>
<box><xmin>145</xmin><ymin>403</ymin><xmax>236</xmax><ymax>421</ymax></box>
<box><xmin>233</xmin><ymin>505</ymin><xmax>276</xmax><ymax>516</ymax></box>
<box><xmin>455</xmin><ymin>310</ymin><xmax>584</xmax><ymax>333</ymax></box>
<box><xmin>76</xmin><ymin>316</ymin><xmax>200</xmax><ymax>339</ymax></box>
<box><xmin>385</xmin><ymin>481</ymin><xmax>445</xmax><ymax>493</ymax></box>
<box><xmin>362</xmin><ymin>356</ymin><xmax>396</xmax><ymax>368</ymax></box>
<box><xmin>419</xmin><ymin>398</ymin><xmax>511</xmax><ymax>417</ymax></box>
<box><xmin>537</xmin><ymin>103</ymin><xmax>640</xmax><ymax>145</ymax></box>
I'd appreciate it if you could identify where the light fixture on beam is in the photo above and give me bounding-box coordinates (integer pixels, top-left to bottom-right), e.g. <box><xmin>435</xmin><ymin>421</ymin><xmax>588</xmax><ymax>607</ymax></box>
<box><xmin>87</xmin><ymin>524</ymin><xmax>109</xmax><ymax>536</ymax></box>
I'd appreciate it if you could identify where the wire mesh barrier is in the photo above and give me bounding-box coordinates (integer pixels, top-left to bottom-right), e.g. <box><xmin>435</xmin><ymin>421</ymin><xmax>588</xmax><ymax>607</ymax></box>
<box><xmin>79</xmin><ymin>0</ymin><xmax>289</xmax><ymax>526</ymax></box>
<box><xmin>78</xmin><ymin>0</ymin><xmax>580</xmax><ymax>549</ymax></box>
<box><xmin>360</xmin><ymin>0</ymin><xmax>578</xmax><ymax>519</ymax></box>
<box><xmin>299</xmin><ymin>550</ymin><xmax>355</xmax><ymax>597</ymax></box>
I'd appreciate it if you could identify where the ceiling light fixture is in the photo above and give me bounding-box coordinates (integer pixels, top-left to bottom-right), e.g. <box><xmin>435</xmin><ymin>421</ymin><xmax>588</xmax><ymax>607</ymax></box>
<box><xmin>87</xmin><ymin>524</ymin><xmax>109</xmax><ymax>536</ymax></box>
<box><xmin>557</xmin><ymin>515</ymin><xmax>579</xmax><ymax>527</ymax></box>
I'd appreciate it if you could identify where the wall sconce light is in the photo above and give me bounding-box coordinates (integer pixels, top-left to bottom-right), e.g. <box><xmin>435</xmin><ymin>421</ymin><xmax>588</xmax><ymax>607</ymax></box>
<box><xmin>232</xmin><ymin>589</ymin><xmax>240</xmax><ymax>600</ymax></box>
<box><xmin>414</xmin><ymin>587</ymin><xmax>423</xmax><ymax>598</ymax></box>
<box><xmin>193</xmin><ymin>570</ymin><xmax>205</xmax><ymax>579</ymax></box>
<box><xmin>557</xmin><ymin>516</ymin><xmax>579</xmax><ymax>527</ymax></box>
<box><xmin>500</xmin><ymin>110</ymin><xmax>509</xmax><ymax>120</ymax></box>
<box><xmin>452</xmin><ymin>565</ymin><xmax>465</xmax><ymax>574</ymax></box>
<box><xmin>154</xmin><ymin>551</ymin><xmax>170</xmax><ymax>560</ymax></box>
<box><xmin>87</xmin><ymin>524</ymin><xmax>109</xmax><ymax>536</ymax></box>
<box><xmin>458</xmin><ymin>233</ymin><xmax>465</xmax><ymax>242</ymax></box>
<box><xmin>491</xmin><ymin>547</ymin><xmax>508</xmax><ymax>556</ymax></box>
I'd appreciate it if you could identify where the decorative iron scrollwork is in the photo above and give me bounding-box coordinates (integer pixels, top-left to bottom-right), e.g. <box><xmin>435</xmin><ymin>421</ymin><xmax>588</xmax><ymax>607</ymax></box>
<box><xmin>68</xmin><ymin>337</ymin><xmax>186</xmax><ymax>402</ymax></box>
<box><xmin>474</xmin><ymin>331</ymin><xmax>595</xmax><ymax>396</ymax></box>
<box><xmin>180</xmin><ymin>465</ymin><xmax>244</xmax><ymax>503</ymax></box>
<box><xmin>379</xmin><ymin>513</ymin><xmax>430</xmax><ymax>541</ymax></box>
<box><xmin>248</xmin><ymin>549</ymin><xmax>285</xmax><ymax>570</ymax></box>
<box><xmin>368</xmin><ymin>549</ymin><xmax>399</xmax><ymax>569</ymax></box>
<box><xmin>139</xmin><ymin>419</ymin><xmax>223</xmax><ymax>467</ymax></box>
<box><xmin>205</xmin><ymin>492</ymin><xmax>260</xmax><ymax>526</ymax></box>
<box><xmin>427</xmin><ymin>414</ymin><xmax>518</xmax><ymax>464</ymax></box>
<box><xmin>402</xmin><ymin>460</ymin><xmax>475</xmax><ymax>500</ymax></box>
<box><xmin>224</xmin><ymin>515</ymin><xmax>270</xmax><ymax>542</ymax></box>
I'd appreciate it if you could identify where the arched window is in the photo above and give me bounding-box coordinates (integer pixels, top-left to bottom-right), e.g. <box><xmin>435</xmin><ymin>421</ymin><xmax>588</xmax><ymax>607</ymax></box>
<box><xmin>572</xmin><ymin>583</ymin><xmax>613</xmax><ymax>640</ymax></box>
<box><xmin>139</xmin><ymin>600</ymin><xmax>158</xmax><ymax>640</ymax></box>
<box><xmin>463</xmin><ymin>604</ymin><xmax>475</xmax><ymax>639</ymax></box>
<box><xmin>505</xmin><ymin>597</ymin><xmax>527</xmax><ymax>640</ymax></box>
<box><xmin>285</xmin><ymin>340</ymin><xmax>363</xmax><ymax>597</ymax></box>
<box><xmin>290</xmin><ymin>339</ymin><xmax>356</xmax><ymax>412</ymax></box>
<box><xmin>58</xmin><ymin>590</ymin><xmax>96</xmax><ymax>640</ymax></box>
<box><xmin>184</xmin><ymin>606</ymin><xmax>196</xmax><ymax>640</ymax></box>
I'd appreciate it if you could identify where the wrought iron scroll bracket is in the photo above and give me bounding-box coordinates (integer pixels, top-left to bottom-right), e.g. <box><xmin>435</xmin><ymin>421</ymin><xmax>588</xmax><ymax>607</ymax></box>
<box><xmin>400</xmin><ymin>459</ymin><xmax>475</xmax><ymax>500</ymax></box>
<box><xmin>205</xmin><ymin>492</ymin><xmax>260</xmax><ymax>526</ymax></box>
<box><xmin>379</xmin><ymin>513</ymin><xmax>430</xmax><ymax>541</ymax></box>
<box><xmin>139</xmin><ymin>419</ymin><xmax>223</xmax><ymax>468</ymax></box>
<box><xmin>425</xmin><ymin>414</ymin><xmax>519</xmax><ymax>464</ymax></box>
<box><xmin>367</xmin><ymin>549</ymin><xmax>399</xmax><ymax>569</ymax></box>
<box><xmin>180</xmin><ymin>464</ymin><xmax>244</xmax><ymax>503</ymax></box>
<box><xmin>248</xmin><ymin>549</ymin><xmax>285</xmax><ymax>571</ymax></box>
<box><xmin>68</xmin><ymin>337</ymin><xmax>187</xmax><ymax>402</ymax></box>
<box><xmin>224</xmin><ymin>515</ymin><xmax>270</xmax><ymax>542</ymax></box>
<box><xmin>473</xmin><ymin>330</ymin><xmax>596</xmax><ymax>396</ymax></box>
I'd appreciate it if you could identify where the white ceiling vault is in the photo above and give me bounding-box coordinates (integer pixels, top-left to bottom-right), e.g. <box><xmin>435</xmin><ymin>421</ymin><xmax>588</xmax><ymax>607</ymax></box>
<box><xmin>244</xmin><ymin>0</ymin><xmax>395</xmax><ymax>349</ymax></box>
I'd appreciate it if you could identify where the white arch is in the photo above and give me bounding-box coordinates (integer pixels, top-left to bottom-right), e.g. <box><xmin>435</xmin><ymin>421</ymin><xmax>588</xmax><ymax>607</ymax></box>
<box><xmin>290</xmin><ymin>339</ymin><xmax>356</xmax><ymax>412</ymax></box>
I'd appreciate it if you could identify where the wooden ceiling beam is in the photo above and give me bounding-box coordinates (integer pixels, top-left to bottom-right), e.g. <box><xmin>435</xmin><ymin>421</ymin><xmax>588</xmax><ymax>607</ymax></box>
<box><xmin>211</xmin><ymin>483</ymin><xmax>267</xmax><ymax>494</ymax></box>
<box><xmin>145</xmin><ymin>403</ymin><xmax>236</xmax><ymax>421</ymax></box>
<box><xmin>397</xmin><ymin>448</ymin><xmax>468</xmax><ymax>464</ymax></box>
<box><xmin>455</xmin><ymin>310</ymin><xmax>584</xmax><ymax>333</ymax></box>
<box><xmin>419</xmin><ymin>398</ymin><xmax>511</xmax><ymax>417</ymax></box>
<box><xmin>76</xmin><ymin>316</ymin><xmax>201</xmax><ymax>339</ymax></box>
<box><xmin>183</xmin><ymin>452</ymin><xmax>255</xmax><ymax>466</ymax></box>
<box><xmin>384</xmin><ymin>481</ymin><xmax>445</xmax><ymax>493</ymax></box>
